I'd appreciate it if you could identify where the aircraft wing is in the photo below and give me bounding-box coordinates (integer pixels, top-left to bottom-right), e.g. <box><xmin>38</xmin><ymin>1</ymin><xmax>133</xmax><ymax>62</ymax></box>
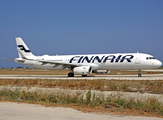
<box><xmin>40</xmin><ymin>60</ymin><xmax>78</xmax><ymax>68</ymax></box>
<box><xmin>22</xmin><ymin>57</ymin><xmax>81</xmax><ymax>68</ymax></box>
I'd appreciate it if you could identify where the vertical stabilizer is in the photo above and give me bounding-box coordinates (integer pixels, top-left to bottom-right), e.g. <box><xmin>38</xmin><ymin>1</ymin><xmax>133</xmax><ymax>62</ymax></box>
<box><xmin>16</xmin><ymin>37</ymin><xmax>35</xmax><ymax>58</ymax></box>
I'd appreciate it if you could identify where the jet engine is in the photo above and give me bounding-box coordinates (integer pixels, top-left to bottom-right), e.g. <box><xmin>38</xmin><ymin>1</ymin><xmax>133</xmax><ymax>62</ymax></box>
<box><xmin>73</xmin><ymin>66</ymin><xmax>92</xmax><ymax>75</ymax></box>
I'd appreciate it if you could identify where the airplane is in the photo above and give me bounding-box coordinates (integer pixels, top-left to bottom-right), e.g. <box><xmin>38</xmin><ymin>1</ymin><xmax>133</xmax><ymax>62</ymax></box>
<box><xmin>3</xmin><ymin>37</ymin><xmax>162</xmax><ymax>77</ymax></box>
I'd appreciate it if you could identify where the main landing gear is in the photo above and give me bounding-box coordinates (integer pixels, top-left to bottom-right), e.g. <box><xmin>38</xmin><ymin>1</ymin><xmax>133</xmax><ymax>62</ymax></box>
<box><xmin>68</xmin><ymin>72</ymin><xmax>74</xmax><ymax>77</ymax></box>
<box><xmin>68</xmin><ymin>72</ymin><xmax>88</xmax><ymax>77</ymax></box>
<box><xmin>138</xmin><ymin>69</ymin><xmax>142</xmax><ymax>77</ymax></box>
<box><xmin>82</xmin><ymin>75</ymin><xmax>87</xmax><ymax>77</ymax></box>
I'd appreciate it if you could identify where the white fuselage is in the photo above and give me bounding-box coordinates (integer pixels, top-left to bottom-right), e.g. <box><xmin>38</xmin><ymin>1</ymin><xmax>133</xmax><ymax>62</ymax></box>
<box><xmin>15</xmin><ymin>53</ymin><xmax>162</xmax><ymax>71</ymax></box>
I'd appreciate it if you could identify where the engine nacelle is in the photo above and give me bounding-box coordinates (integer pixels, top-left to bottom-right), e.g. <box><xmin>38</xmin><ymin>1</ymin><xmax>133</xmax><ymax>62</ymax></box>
<box><xmin>92</xmin><ymin>70</ymin><xmax>110</xmax><ymax>74</ymax></box>
<box><xmin>73</xmin><ymin>66</ymin><xmax>92</xmax><ymax>75</ymax></box>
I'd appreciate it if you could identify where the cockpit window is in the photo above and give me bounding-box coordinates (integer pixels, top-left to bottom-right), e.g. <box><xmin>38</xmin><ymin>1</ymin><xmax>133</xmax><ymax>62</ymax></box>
<box><xmin>146</xmin><ymin>57</ymin><xmax>155</xmax><ymax>60</ymax></box>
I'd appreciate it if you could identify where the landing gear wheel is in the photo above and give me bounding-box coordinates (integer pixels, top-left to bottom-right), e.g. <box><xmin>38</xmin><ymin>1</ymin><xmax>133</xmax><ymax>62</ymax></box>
<box><xmin>82</xmin><ymin>75</ymin><xmax>87</xmax><ymax>77</ymax></box>
<box><xmin>138</xmin><ymin>69</ymin><xmax>142</xmax><ymax>77</ymax></box>
<box><xmin>138</xmin><ymin>74</ymin><xmax>142</xmax><ymax>77</ymax></box>
<box><xmin>68</xmin><ymin>72</ymin><xmax>74</xmax><ymax>77</ymax></box>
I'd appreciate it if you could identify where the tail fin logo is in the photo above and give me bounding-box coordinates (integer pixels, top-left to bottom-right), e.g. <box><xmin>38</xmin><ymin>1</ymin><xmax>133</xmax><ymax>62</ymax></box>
<box><xmin>18</xmin><ymin>45</ymin><xmax>31</xmax><ymax>52</ymax></box>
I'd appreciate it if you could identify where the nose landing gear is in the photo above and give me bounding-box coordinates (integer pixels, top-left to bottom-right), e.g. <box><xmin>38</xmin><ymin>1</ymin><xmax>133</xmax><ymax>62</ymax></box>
<box><xmin>138</xmin><ymin>69</ymin><xmax>142</xmax><ymax>77</ymax></box>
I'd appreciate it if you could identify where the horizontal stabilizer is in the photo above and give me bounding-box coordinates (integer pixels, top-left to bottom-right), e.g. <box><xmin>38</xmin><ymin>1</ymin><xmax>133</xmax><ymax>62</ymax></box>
<box><xmin>3</xmin><ymin>58</ymin><xmax>25</xmax><ymax>63</ymax></box>
<box><xmin>2</xmin><ymin>58</ymin><xmax>15</xmax><ymax>61</ymax></box>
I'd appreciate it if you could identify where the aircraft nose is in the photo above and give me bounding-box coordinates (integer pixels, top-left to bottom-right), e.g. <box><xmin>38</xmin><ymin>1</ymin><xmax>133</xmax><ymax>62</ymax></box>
<box><xmin>156</xmin><ymin>60</ymin><xmax>162</xmax><ymax>67</ymax></box>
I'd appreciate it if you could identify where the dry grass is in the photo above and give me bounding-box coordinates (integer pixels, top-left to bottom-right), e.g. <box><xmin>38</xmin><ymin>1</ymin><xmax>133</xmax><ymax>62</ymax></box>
<box><xmin>1</xmin><ymin>79</ymin><xmax>163</xmax><ymax>94</ymax></box>
<box><xmin>1</xmin><ymin>89</ymin><xmax>163</xmax><ymax>118</ymax></box>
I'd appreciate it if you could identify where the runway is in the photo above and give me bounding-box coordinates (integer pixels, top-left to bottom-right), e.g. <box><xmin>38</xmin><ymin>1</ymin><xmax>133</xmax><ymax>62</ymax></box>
<box><xmin>0</xmin><ymin>74</ymin><xmax>163</xmax><ymax>80</ymax></box>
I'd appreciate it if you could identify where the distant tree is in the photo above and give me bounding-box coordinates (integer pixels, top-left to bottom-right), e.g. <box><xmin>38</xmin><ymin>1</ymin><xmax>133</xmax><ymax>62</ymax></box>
<box><xmin>10</xmin><ymin>67</ymin><xmax>15</xmax><ymax>70</ymax></box>
<box><xmin>16</xmin><ymin>66</ymin><xmax>24</xmax><ymax>69</ymax></box>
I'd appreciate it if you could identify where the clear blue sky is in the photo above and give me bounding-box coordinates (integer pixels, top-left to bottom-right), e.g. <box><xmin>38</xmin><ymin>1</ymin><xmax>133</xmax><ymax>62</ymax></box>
<box><xmin>0</xmin><ymin>0</ymin><xmax>163</xmax><ymax>68</ymax></box>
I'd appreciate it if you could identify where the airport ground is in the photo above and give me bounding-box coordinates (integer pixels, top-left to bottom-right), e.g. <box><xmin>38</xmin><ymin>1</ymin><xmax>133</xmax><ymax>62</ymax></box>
<box><xmin>0</xmin><ymin>68</ymin><xmax>163</xmax><ymax>119</ymax></box>
<box><xmin>0</xmin><ymin>68</ymin><xmax>163</xmax><ymax>80</ymax></box>
<box><xmin>0</xmin><ymin>102</ymin><xmax>163</xmax><ymax>120</ymax></box>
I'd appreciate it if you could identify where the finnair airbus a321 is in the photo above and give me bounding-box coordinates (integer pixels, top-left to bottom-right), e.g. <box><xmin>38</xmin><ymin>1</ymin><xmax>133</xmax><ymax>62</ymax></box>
<box><xmin>4</xmin><ymin>37</ymin><xmax>162</xmax><ymax>77</ymax></box>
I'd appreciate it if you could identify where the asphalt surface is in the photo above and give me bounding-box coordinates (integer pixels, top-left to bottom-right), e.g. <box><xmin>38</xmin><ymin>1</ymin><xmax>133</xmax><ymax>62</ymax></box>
<box><xmin>0</xmin><ymin>102</ymin><xmax>162</xmax><ymax>120</ymax></box>
<box><xmin>0</xmin><ymin>74</ymin><xmax>163</xmax><ymax>80</ymax></box>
